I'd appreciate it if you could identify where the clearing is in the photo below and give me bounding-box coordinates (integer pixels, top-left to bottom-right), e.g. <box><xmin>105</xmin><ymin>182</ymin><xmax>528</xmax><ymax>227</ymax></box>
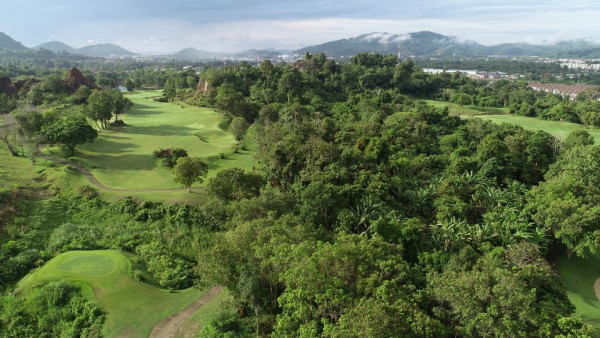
<box><xmin>16</xmin><ymin>250</ymin><xmax>215</xmax><ymax>337</ymax></box>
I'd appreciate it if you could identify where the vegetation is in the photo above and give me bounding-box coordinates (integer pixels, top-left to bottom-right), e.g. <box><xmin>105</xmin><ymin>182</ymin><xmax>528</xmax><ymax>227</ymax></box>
<box><xmin>16</xmin><ymin>250</ymin><xmax>205</xmax><ymax>337</ymax></box>
<box><xmin>3</xmin><ymin>53</ymin><xmax>600</xmax><ymax>336</ymax></box>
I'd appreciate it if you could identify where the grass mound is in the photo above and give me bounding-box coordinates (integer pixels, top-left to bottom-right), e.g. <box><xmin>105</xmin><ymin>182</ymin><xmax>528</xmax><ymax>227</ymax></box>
<box><xmin>16</xmin><ymin>250</ymin><xmax>204</xmax><ymax>337</ymax></box>
<box><xmin>558</xmin><ymin>255</ymin><xmax>600</xmax><ymax>330</ymax></box>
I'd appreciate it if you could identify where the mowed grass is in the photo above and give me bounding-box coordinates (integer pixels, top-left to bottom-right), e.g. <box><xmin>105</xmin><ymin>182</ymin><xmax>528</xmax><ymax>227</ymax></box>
<box><xmin>16</xmin><ymin>250</ymin><xmax>204</xmax><ymax>338</ymax></box>
<box><xmin>425</xmin><ymin>99</ymin><xmax>600</xmax><ymax>142</ymax></box>
<box><xmin>558</xmin><ymin>255</ymin><xmax>600</xmax><ymax>330</ymax></box>
<box><xmin>47</xmin><ymin>90</ymin><xmax>255</xmax><ymax>190</ymax></box>
<box><xmin>422</xmin><ymin>99</ymin><xmax>510</xmax><ymax>115</ymax></box>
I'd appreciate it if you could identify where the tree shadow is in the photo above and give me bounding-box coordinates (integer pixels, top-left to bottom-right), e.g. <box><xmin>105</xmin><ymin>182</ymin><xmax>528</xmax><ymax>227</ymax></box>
<box><xmin>88</xmin><ymin>139</ymin><xmax>138</xmax><ymax>153</ymax></box>
<box><xmin>90</xmin><ymin>153</ymin><xmax>157</xmax><ymax>170</ymax></box>
<box><xmin>195</xmin><ymin>134</ymin><xmax>210</xmax><ymax>143</ymax></box>
<box><xmin>119</xmin><ymin>125</ymin><xmax>198</xmax><ymax>136</ymax></box>
<box><xmin>102</xmin><ymin>134</ymin><xmax>131</xmax><ymax>140</ymax></box>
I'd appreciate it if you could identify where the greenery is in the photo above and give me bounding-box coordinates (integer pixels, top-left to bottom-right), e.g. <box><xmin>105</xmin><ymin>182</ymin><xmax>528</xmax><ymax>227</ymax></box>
<box><xmin>3</xmin><ymin>53</ymin><xmax>600</xmax><ymax>336</ymax></box>
<box><xmin>15</xmin><ymin>250</ymin><xmax>205</xmax><ymax>337</ymax></box>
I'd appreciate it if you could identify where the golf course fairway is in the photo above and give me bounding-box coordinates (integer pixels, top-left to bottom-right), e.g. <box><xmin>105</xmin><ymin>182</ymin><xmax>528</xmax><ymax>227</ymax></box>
<box><xmin>46</xmin><ymin>90</ymin><xmax>255</xmax><ymax>191</ymax></box>
<box><xmin>16</xmin><ymin>250</ymin><xmax>205</xmax><ymax>337</ymax></box>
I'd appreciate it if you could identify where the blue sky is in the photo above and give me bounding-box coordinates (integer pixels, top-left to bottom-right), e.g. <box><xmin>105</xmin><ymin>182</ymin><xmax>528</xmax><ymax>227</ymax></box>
<box><xmin>1</xmin><ymin>0</ymin><xmax>598</xmax><ymax>53</ymax></box>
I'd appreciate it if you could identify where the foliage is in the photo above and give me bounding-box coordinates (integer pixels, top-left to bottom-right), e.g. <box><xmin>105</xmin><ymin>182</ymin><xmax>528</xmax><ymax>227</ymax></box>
<box><xmin>152</xmin><ymin>147</ymin><xmax>188</xmax><ymax>167</ymax></box>
<box><xmin>172</xmin><ymin>156</ymin><xmax>208</xmax><ymax>191</ymax></box>
<box><xmin>0</xmin><ymin>280</ymin><xmax>104</xmax><ymax>337</ymax></box>
<box><xmin>40</xmin><ymin>118</ymin><xmax>97</xmax><ymax>156</ymax></box>
<box><xmin>207</xmin><ymin>168</ymin><xmax>265</xmax><ymax>201</ymax></box>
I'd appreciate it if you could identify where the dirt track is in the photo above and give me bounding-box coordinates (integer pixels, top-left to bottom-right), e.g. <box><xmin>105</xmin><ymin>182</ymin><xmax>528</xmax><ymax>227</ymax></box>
<box><xmin>149</xmin><ymin>286</ymin><xmax>223</xmax><ymax>338</ymax></box>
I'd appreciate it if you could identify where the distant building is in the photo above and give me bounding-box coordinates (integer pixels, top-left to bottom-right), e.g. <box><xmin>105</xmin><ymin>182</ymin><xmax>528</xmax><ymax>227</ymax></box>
<box><xmin>528</xmin><ymin>83</ymin><xmax>599</xmax><ymax>100</ymax></box>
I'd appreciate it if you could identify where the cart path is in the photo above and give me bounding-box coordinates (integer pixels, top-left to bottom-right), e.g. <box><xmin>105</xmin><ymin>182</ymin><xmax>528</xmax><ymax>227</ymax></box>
<box><xmin>40</xmin><ymin>154</ymin><xmax>203</xmax><ymax>193</ymax></box>
<box><xmin>149</xmin><ymin>286</ymin><xmax>223</xmax><ymax>338</ymax></box>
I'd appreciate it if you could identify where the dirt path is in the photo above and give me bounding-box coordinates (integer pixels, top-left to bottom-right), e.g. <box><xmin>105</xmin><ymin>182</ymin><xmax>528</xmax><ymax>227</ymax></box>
<box><xmin>40</xmin><ymin>154</ymin><xmax>203</xmax><ymax>193</ymax></box>
<box><xmin>594</xmin><ymin>278</ymin><xmax>600</xmax><ymax>300</ymax></box>
<box><xmin>149</xmin><ymin>286</ymin><xmax>223</xmax><ymax>338</ymax></box>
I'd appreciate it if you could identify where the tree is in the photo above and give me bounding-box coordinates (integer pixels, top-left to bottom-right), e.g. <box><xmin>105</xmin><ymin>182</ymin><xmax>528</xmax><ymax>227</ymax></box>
<box><xmin>172</xmin><ymin>157</ymin><xmax>208</xmax><ymax>192</ymax></box>
<box><xmin>108</xmin><ymin>89</ymin><xmax>132</xmax><ymax>121</ymax></box>
<box><xmin>123</xmin><ymin>78</ymin><xmax>136</xmax><ymax>92</ymax></box>
<box><xmin>0</xmin><ymin>114</ymin><xmax>20</xmax><ymax>156</ymax></box>
<box><xmin>229</xmin><ymin>117</ymin><xmax>249</xmax><ymax>144</ymax></box>
<box><xmin>40</xmin><ymin>118</ymin><xmax>98</xmax><ymax>156</ymax></box>
<box><xmin>207</xmin><ymin>168</ymin><xmax>265</xmax><ymax>201</ymax></box>
<box><xmin>86</xmin><ymin>90</ymin><xmax>113</xmax><ymax>128</ymax></box>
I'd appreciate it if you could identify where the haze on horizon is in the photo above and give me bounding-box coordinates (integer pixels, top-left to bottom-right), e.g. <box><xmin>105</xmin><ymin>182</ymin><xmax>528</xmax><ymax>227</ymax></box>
<box><xmin>2</xmin><ymin>0</ymin><xmax>599</xmax><ymax>54</ymax></box>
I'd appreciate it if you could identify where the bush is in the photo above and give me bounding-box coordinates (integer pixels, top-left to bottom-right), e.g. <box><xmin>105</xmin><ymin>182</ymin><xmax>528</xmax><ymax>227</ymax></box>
<box><xmin>75</xmin><ymin>185</ymin><xmax>99</xmax><ymax>200</ymax></box>
<box><xmin>109</xmin><ymin>120</ymin><xmax>126</xmax><ymax>127</ymax></box>
<box><xmin>219</xmin><ymin>152</ymin><xmax>226</xmax><ymax>159</ymax></box>
<box><xmin>133</xmin><ymin>269</ymin><xmax>144</xmax><ymax>281</ymax></box>
<box><xmin>152</xmin><ymin>148</ymin><xmax>188</xmax><ymax>167</ymax></box>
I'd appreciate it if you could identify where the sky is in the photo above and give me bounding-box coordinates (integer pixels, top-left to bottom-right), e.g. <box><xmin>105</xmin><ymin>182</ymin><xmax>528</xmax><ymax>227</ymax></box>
<box><xmin>1</xmin><ymin>0</ymin><xmax>599</xmax><ymax>54</ymax></box>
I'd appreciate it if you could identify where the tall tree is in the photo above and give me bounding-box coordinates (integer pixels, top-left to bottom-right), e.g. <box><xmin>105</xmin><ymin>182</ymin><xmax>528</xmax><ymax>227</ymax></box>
<box><xmin>172</xmin><ymin>157</ymin><xmax>208</xmax><ymax>192</ymax></box>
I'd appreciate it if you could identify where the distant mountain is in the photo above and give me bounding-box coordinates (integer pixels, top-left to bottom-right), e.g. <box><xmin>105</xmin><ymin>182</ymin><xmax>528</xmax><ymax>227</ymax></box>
<box><xmin>77</xmin><ymin>43</ymin><xmax>134</xmax><ymax>57</ymax></box>
<box><xmin>0</xmin><ymin>32</ymin><xmax>29</xmax><ymax>50</ymax></box>
<box><xmin>233</xmin><ymin>49</ymin><xmax>280</xmax><ymax>59</ymax></box>
<box><xmin>295</xmin><ymin>31</ymin><xmax>600</xmax><ymax>58</ymax></box>
<box><xmin>170</xmin><ymin>48</ymin><xmax>225</xmax><ymax>60</ymax></box>
<box><xmin>35</xmin><ymin>41</ymin><xmax>78</xmax><ymax>54</ymax></box>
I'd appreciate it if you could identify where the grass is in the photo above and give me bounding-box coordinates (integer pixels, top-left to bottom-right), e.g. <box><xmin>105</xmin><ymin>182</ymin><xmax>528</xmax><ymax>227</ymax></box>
<box><xmin>45</xmin><ymin>90</ymin><xmax>256</xmax><ymax>193</ymax></box>
<box><xmin>558</xmin><ymin>255</ymin><xmax>600</xmax><ymax>330</ymax></box>
<box><xmin>424</xmin><ymin>99</ymin><xmax>600</xmax><ymax>142</ymax></box>
<box><xmin>422</xmin><ymin>99</ymin><xmax>510</xmax><ymax>115</ymax></box>
<box><xmin>16</xmin><ymin>250</ymin><xmax>205</xmax><ymax>338</ymax></box>
<box><xmin>176</xmin><ymin>291</ymin><xmax>231</xmax><ymax>337</ymax></box>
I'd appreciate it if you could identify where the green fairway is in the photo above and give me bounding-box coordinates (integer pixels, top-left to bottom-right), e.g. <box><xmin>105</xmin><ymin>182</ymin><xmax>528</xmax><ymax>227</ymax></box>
<box><xmin>46</xmin><ymin>90</ymin><xmax>255</xmax><ymax>191</ymax></box>
<box><xmin>16</xmin><ymin>250</ymin><xmax>205</xmax><ymax>337</ymax></box>
<box><xmin>425</xmin><ymin>100</ymin><xmax>600</xmax><ymax>142</ymax></box>
<box><xmin>422</xmin><ymin>99</ymin><xmax>510</xmax><ymax>115</ymax></box>
<box><xmin>558</xmin><ymin>255</ymin><xmax>600</xmax><ymax>330</ymax></box>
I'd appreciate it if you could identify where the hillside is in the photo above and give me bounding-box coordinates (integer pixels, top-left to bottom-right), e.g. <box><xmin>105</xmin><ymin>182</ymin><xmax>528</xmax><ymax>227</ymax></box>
<box><xmin>0</xmin><ymin>32</ymin><xmax>28</xmax><ymax>50</ymax></box>
<box><xmin>35</xmin><ymin>41</ymin><xmax>78</xmax><ymax>54</ymax></box>
<box><xmin>77</xmin><ymin>43</ymin><xmax>134</xmax><ymax>57</ymax></box>
<box><xmin>295</xmin><ymin>31</ymin><xmax>600</xmax><ymax>58</ymax></box>
<box><xmin>170</xmin><ymin>47</ymin><xmax>225</xmax><ymax>60</ymax></box>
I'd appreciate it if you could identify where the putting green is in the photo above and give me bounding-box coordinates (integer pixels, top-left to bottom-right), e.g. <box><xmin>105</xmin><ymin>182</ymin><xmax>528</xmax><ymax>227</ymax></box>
<box><xmin>16</xmin><ymin>250</ymin><xmax>204</xmax><ymax>337</ymax></box>
<box><xmin>57</xmin><ymin>254</ymin><xmax>117</xmax><ymax>275</ymax></box>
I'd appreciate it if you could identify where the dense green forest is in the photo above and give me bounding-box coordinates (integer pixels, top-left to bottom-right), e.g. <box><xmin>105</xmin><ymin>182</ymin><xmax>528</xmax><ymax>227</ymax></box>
<box><xmin>1</xmin><ymin>53</ymin><xmax>600</xmax><ymax>336</ymax></box>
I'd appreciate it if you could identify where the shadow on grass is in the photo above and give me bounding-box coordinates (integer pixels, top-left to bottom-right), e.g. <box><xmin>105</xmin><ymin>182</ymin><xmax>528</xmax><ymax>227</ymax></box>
<box><xmin>218</xmin><ymin>120</ymin><xmax>229</xmax><ymax>131</ymax></box>
<box><xmin>118</xmin><ymin>125</ymin><xmax>198</xmax><ymax>136</ymax></box>
<box><xmin>89</xmin><ymin>154</ymin><xmax>157</xmax><ymax>170</ymax></box>
<box><xmin>102</xmin><ymin>134</ymin><xmax>132</xmax><ymax>140</ymax></box>
<box><xmin>86</xmin><ymin>139</ymin><xmax>139</xmax><ymax>154</ymax></box>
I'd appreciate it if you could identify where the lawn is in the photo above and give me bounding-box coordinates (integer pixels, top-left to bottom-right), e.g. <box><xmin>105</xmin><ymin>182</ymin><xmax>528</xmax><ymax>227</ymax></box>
<box><xmin>45</xmin><ymin>90</ymin><xmax>255</xmax><ymax>191</ymax></box>
<box><xmin>16</xmin><ymin>250</ymin><xmax>205</xmax><ymax>338</ymax></box>
<box><xmin>558</xmin><ymin>255</ymin><xmax>600</xmax><ymax>330</ymax></box>
<box><xmin>424</xmin><ymin>99</ymin><xmax>600</xmax><ymax>142</ymax></box>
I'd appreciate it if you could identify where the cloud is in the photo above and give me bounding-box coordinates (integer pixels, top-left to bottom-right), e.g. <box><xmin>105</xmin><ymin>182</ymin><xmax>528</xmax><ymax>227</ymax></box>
<box><xmin>2</xmin><ymin>1</ymin><xmax>600</xmax><ymax>53</ymax></box>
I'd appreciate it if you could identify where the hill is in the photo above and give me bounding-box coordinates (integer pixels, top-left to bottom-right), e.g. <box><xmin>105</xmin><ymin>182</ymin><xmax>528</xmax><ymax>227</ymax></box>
<box><xmin>295</xmin><ymin>31</ymin><xmax>600</xmax><ymax>58</ymax></box>
<box><xmin>77</xmin><ymin>43</ymin><xmax>134</xmax><ymax>57</ymax></box>
<box><xmin>170</xmin><ymin>47</ymin><xmax>225</xmax><ymax>60</ymax></box>
<box><xmin>0</xmin><ymin>32</ymin><xmax>28</xmax><ymax>50</ymax></box>
<box><xmin>35</xmin><ymin>41</ymin><xmax>78</xmax><ymax>54</ymax></box>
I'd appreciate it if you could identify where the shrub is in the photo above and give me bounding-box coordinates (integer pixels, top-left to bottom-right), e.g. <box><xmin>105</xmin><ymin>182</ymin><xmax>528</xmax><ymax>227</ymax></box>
<box><xmin>219</xmin><ymin>152</ymin><xmax>226</xmax><ymax>159</ymax></box>
<box><xmin>152</xmin><ymin>148</ymin><xmax>188</xmax><ymax>167</ymax></box>
<box><xmin>75</xmin><ymin>185</ymin><xmax>99</xmax><ymax>200</ymax></box>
